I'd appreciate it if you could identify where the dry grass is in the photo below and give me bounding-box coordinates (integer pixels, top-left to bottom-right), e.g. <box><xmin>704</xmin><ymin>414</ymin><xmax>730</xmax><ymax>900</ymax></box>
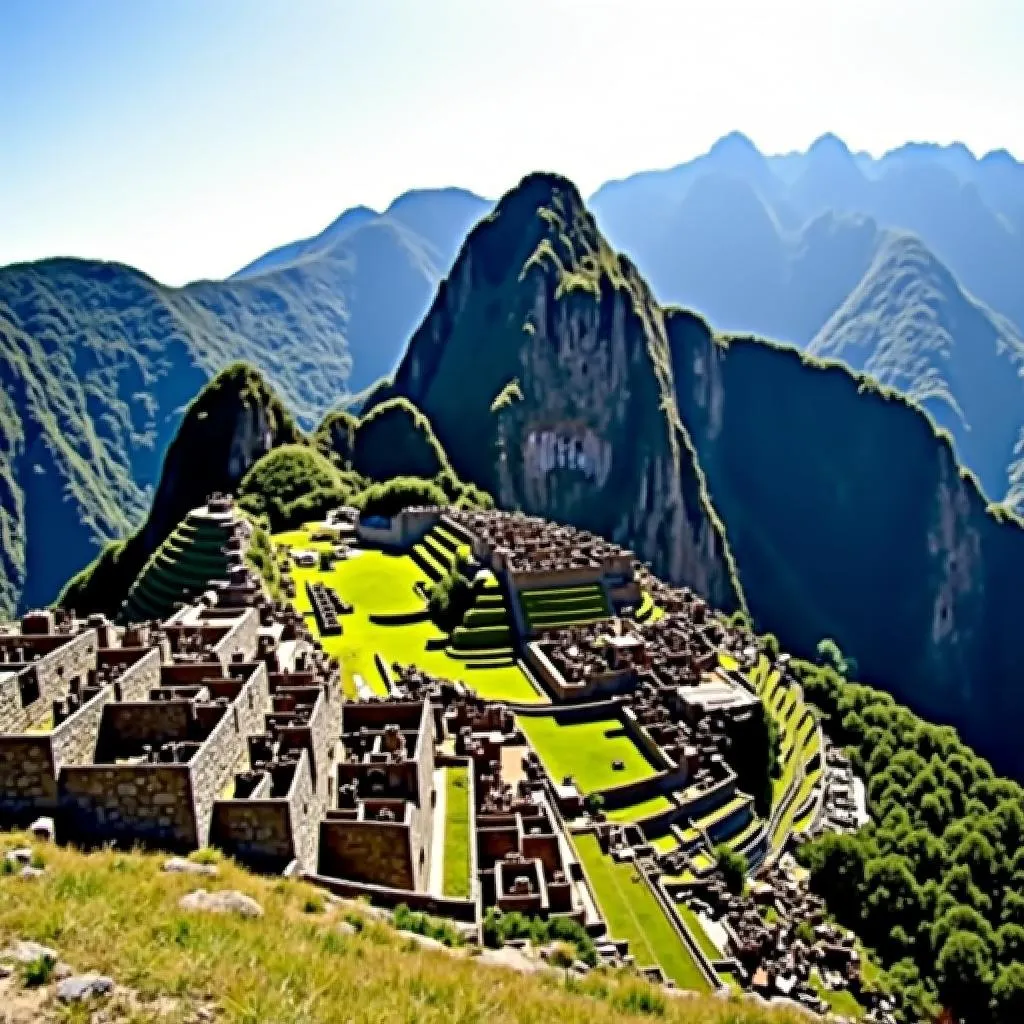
<box><xmin>0</xmin><ymin>832</ymin><xmax>806</xmax><ymax>1024</ymax></box>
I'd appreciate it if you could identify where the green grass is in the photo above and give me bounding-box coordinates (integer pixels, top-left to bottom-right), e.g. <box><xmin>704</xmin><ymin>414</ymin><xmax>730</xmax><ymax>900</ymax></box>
<box><xmin>442</xmin><ymin>767</ymin><xmax>471</xmax><ymax>899</ymax></box>
<box><xmin>604</xmin><ymin>794</ymin><xmax>674</xmax><ymax>824</ymax></box>
<box><xmin>574</xmin><ymin>833</ymin><xmax>711</xmax><ymax>993</ymax></box>
<box><xmin>518</xmin><ymin>715</ymin><xmax>656</xmax><ymax>792</ymax></box>
<box><xmin>676</xmin><ymin>901</ymin><xmax>721</xmax><ymax>960</ymax></box>
<box><xmin>274</xmin><ymin>529</ymin><xmax>544</xmax><ymax>703</ymax></box>
<box><xmin>0</xmin><ymin>832</ymin><xmax>810</xmax><ymax>1024</ymax></box>
<box><xmin>650</xmin><ymin>834</ymin><xmax>679</xmax><ymax>854</ymax></box>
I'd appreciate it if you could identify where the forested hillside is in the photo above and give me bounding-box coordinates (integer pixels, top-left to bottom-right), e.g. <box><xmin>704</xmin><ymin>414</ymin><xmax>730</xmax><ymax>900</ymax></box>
<box><xmin>0</xmin><ymin>188</ymin><xmax>491</xmax><ymax>616</ymax></box>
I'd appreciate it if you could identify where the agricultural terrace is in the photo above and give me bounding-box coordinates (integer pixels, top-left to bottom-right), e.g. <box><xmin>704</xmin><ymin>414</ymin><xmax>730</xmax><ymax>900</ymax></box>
<box><xmin>748</xmin><ymin>656</ymin><xmax>823</xmax><ymax>848</ymax></box>
<box><xmin>518</xmin><ymin>714</ymin><xmax>657</xmax><ymax>792</ymax></box>
<box><xmin>272</xmin><ymin>527</ymin><xmax>544</xmax><ymax>703</ymax></box>
<box><xmin>574</xmin><ymin>833</ymin><xmax>711</xmax><ymax>993</ymax></box>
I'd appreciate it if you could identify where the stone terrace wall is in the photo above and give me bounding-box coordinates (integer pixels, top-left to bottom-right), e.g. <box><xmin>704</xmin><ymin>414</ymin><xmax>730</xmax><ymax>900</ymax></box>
<box><xmin>0</xmin><ymin>736</ymin><xmax>58</xmax><ymax>818</ymax></box>
<box><xmin>523</xmin><ymin>642</ymin><xmax>635</xmax><ymax>702</ymax></box>
<box><xmin>99</xmin><ymin>647</ymin><xmax>161</xmax><ymax>703</ymax></box>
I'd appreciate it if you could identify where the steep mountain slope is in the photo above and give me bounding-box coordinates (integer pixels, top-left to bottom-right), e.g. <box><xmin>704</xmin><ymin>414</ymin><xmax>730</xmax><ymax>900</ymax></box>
<box><xmin>0</xmin><ymin>188</ymin><xmax>491</xmax><ymax>616</ymax></box>
<box><xmin>382</xmin><ymin>173</ymin><xmax>743</xmax><ymax>609</ymax></box>
<box><xmin>808</xmin><ymin>234</ymin><xmax>1024</xmax><ymax>496</ymax></box>
<box><xmin>59</xmin><ymin>363</ymin><xmax>300</xmax><ymax>618</ymax></box>
<box><xmin>669</xmin><ymin>310</ymin><xmax>1024</xmax><ymax>778</ymax></box>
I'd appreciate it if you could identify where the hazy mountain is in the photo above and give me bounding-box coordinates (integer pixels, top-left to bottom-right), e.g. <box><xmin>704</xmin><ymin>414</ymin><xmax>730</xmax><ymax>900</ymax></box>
<box><xmin>808</xmin><ymin>234</ymin><xmax>1024</xmax><ymax>497</ymax></box>
<box><xmin>589</xmin><ymin>135</ymin><xmax>1024</xmax><ymax>498</ymax></box>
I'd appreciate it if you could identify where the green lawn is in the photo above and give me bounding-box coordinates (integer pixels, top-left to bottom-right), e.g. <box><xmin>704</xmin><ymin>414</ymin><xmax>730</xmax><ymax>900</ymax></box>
<box><xmin>574</xmin><ymin>833</ymin><xmax>710</xmax><ymax>992</ymax></box>
<box><xmin>650</xmin><ymin>833</ymin><xmax>679</xmax><ymax>854</ymax></box>
<box><xmin>273</xmin><ymin>530</ymin><xmax>544</xmax><ymax>703</ymax></box>
<box><xmin>676</xmin><ymin>901</ymin><xmax>721</xmax><ymax>960</ymax></box>
<box><xmin>442</xmin><ymin>767</ymin><xmax>471</xmax><ymax>899</ymax></box>
<box><xmin>604</xmin><ymin>794</ymin><xmax>674</xmax><ymax>824</ymax></box>
<box><xmin>518</xmin><ymin>715</ymin><xmax>657</xmax><ymax>792</ymax></box>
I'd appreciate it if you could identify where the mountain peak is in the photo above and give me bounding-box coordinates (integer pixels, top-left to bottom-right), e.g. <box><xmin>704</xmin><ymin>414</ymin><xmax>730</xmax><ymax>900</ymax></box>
<box><xmin>807</xmin><ymin>133</ymin><xmax>853</xmax><ymax>159</ymax></box>
<box><xmin>707</xmin><ymin>131</ymin><xmax>761</xmax><ymax>160</ymax></box>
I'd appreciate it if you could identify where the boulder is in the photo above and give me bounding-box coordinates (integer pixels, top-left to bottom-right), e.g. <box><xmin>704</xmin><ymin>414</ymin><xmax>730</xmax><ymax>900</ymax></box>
<box><xmin>5</xmin><ymin>848</ymin><xmax>33</xmax><ymax>867</ymax></box>
<box><xmin>28</xmin><ymin>817</ymin><xmax>55</xmax><ymax>842</ymax></box>
<box><xmin>56</xmin><ymin>973</ymin><xmax>115</xmax><ymax>1002</ymax></box>
<box><xmin>2</xmin><ymin>940</ymin><xmax>59</xmax><ymax>964</ymax></box>
<box><xmin>163</xmin><ymin>856</ymin><xmax>218</xmax><ymax>877</ymax></box>
<box><xmin>178</xmin><ymin>889</ymin><xmax>263</xmax><ymax>918</ymax></box>
<box><xmin>18</xmin><ymin>865</ymin><xmax>45</xmax><ymax>880</ymax></box>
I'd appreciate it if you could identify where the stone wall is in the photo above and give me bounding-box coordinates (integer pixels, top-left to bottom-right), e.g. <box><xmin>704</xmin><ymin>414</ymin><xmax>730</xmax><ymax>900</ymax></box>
<box><xmin>319</xmin><ymin>816</ymin><xmax>417</xmax><ymax>889</ymax></box>
<box><xmin>523</xmin><ymin>642</ymin><xmax>635</xmax><ymax>701</ymax></box>
<box><xmin>188</xmin><ymin>664</ymin><xmax>269</xmax><ymax>846</ymax></box>
<box><xmin>211</xmin><ymin>750</ymin><xmax>316</xmax><ymax>872</ymax></box>
<box><xmin>59</xmin><ymin>763</ymin><xmax>196</xmax><ymax>849</ymax></box>
<box><xmin>211</xmin><ymin>609</ymin><xmax>260</xmax><ymax>664</ymax></box>
<box><xmin>0</xmin><ymin>629</ymin><xmax>98</xmax><ymax>733</ymax></box>
<box><xmin>412</xmin><ymin>701</ymin><xmax>435</xmax><ymax>891</ymax></box>
<box><xmin>102</xmin><ymin>647</ymin><xmax>161</xmax><ymax>702</ymax></box>
<box><xmin>97</xmin><ymin>702</ymin><xmax>197</xmax><ymax>757</ymax></box>
<box><xmin>0</xmin><ymin>736</ymin><xmax>57</xmax><ymax>819</ymax></box>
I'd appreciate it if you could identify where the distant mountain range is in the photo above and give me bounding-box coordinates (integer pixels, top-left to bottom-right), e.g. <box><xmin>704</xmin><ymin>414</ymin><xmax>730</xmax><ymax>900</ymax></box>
<box><xmin>1</xmin><ymin>133</ymin><xmax>1022</xmax><ymax>617</ymax></box>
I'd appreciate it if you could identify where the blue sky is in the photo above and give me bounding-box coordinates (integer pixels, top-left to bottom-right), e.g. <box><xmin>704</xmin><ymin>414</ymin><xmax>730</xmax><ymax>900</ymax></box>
<box><xmin>2</xmin><ymin>0</ymin><xmax>1021</xmax><ymax>284</ymax></box>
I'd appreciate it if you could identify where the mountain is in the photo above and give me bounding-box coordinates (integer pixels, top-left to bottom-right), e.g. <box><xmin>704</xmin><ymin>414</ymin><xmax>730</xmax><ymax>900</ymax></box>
<box><xmin>0</xmin><ymin>187</ymin><xmax>492</xmax><ymax>616</ymax></box>
<box><xmin>380</xmin><ymin>172</ymin><xmax>743</xmax><ymax>609</ymax></box>
<box><xmin>59</xmin><ymin>362</ymin><xmax>300</xmax><ymax>618</ymax></box>
<box><xmin>808</xmin><ymin>234</ymin><xmax>1024</xmax><ymax>496</ymax></box>
<box><xmin>589</xmin><ymin>138</ymin><xmax>1024</xmax><ymax>500</ymax></box>
<box><xmin>670</xmin><ymin>314</ymin><xmax>1024</xmax><ymax>778</ymax></box>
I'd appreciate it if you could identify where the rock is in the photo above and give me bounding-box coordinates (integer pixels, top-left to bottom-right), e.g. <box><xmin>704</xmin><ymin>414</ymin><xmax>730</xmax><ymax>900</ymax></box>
<box><xmin>57</xmin><ymin>973</ymin><xmax>115</xmax><ymax>1002</ymax></box>
<box><xmin>18</xmin><ymin>865</ymin><xmax>45</xmax><ymax>879</ymax></box>
<box><xmin>475</xmin><ymin>946</ymin><xmax>545</xmax><ymax>975</ymax></box>
<box><xmin>5</xmin><ymin>848</ymin><xmax>33</xmax><ymax>867</ymax></box>
<box><xmin>3</xmin><ymin>940</ymin><xmax>59</xmax><ymax>964</ymax></box>
<box><xmin>28</xmin><ymin>817</ymin><xmax>55</xmax><ymax>842</ymax></box>
<box><xmin>54</xmin><ymin>962</ymin><xmax>75</xmax><ymax>980</ymax></box>
<box><xmin>178</xmin><ymin>889</ymin><xmax>263</xmax><ymax>918</ymax></box>
<box><xmin>0</xmin><ymin>963</ymin><xmax>12</xmax><ymax>979</ymax></box>
<box><xmin>163</xmin><ymin>856</ymin><xmax>218</xmax><ymax>877</ymax></box>
<box><xmin>399</xmin><ymin>930</ymin><xmax>446</xmax><ymax>952</ymax></box>
<box><xmin>335</xmin><ymin>921</ymin><xmax>358</xmax><ymax>937</ymax></box>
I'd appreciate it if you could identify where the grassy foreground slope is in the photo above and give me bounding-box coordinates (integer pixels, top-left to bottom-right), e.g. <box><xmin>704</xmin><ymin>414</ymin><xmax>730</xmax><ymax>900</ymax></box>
<box><xmin>0</xmin><ymin>833</ymin><xmax>801</xmax><ymax>1024</ymax></box>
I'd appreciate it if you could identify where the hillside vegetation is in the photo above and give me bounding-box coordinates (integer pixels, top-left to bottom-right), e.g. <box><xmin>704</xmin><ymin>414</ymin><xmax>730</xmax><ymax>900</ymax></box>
<box><xmin>0</xmin><ymin>834</ymin><xmax>803</xmax><ymax>1024</ymax></box>
<box><xmin>670</xmin><ymin>312</ymin><xmax>1024</xmax><ymax>777</ymax></box>
<box><xmin>0</xmin><ymin>189</ymin><xmax>492</xmax><ymax>617</ymax></box>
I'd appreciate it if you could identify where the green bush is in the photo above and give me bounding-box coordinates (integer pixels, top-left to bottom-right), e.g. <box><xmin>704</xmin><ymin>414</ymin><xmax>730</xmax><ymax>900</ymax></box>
<box><xmin>392</xmin><ymin>903</ymin><xmax>463</xmax><ymax>948</ymax></box>
<box><xmin>352</xmin><ymin>477</ymin><xmax>448</xmax><ymax>519</ymax></box>
<box><xmin>714</xmin><ymin>844</ymin><xmax>747</xmax><ymax>895</ymax></box>
<box><xmin>482</xmin><ymin>908</ymin><xmax>596</xmax><ymax>967</ymax></box>
<box><xmin>238</xmin><ymin>445</ymin><xmax>345</xmax><ymax>531</ymax></box>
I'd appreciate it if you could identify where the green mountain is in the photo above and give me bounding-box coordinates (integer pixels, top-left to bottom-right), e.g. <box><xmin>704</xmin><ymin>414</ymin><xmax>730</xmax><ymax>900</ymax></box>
<box><xmin>670</xmin><ymin>313</ymin><xmax>1024</xmax><ymax>778</ymax></box>
<box><xmin>58</xmin><ymin>363</ymin><xmax>300</xmax><ymax>618</ymax></box>
<box><xmin>379</xmin><ymin>172</ymin><xmax>743</xmax><ymax>610</ymax></box>
<box><xmin>0</xmin><ymin>188</ymin><xmax>490</xmax><ymax>616</ymax></box>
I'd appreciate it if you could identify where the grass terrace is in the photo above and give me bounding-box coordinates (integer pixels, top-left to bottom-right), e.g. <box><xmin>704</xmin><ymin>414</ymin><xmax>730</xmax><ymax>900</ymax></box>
<box><xmin>604</xmin><ymin>794</ymin><xmax>674</xmax><ymax>824</ymax></box>
<box><xmin>518</xmin><ymin>714</ymin><xmax>656</xmax><ymax>792</ymax></box>
<box><xmin>574</xmin><ymin>833</ymin><xmax>711</xmax><ymax>993</ymax></box>
<box><xmin>676</xmin><ymin>901</ymin><xmax>722</xmax><ymax>960</ymax></box>
<box><xmin>273</xmin><ymin>528</ymin><xmax>544</xmax><ymax>704</ymax></box>
<box><xmin>519</xmin><ymin>583</ymin><xmax>610</xmax><ymax>632</ymax></box>
<box><xmin>442</xmin><ymin>766</ymin><xmax>471</xmax><ymax>899</ymax></box>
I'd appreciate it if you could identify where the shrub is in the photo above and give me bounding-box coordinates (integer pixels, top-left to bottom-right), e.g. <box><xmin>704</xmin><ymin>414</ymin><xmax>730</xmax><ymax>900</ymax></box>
<box><xmin>238</xmin><ymin>445</ymin><xmax>345</xmax><ymax>531</ymax></box>
<box><xmin>352</xmin><ymin>478</ymin><xmax>448</xmax><ymax>519</ymax></box>
<box><xmin>393</xmin><ymin>903</ymin><xmax>463</xmax><ymax>948</ymax></box>
<box><xmin>715</xmin><ymin>844</ymin><xmax>747</xmax><ymax>895</ymax></box>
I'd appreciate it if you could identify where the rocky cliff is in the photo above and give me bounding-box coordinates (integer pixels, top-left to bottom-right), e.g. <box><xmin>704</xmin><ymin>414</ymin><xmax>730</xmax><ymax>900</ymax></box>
<box><xmin>383</xmin><ymin>173</ymin><xmax>742</xmax><ymax>609</ymax></box>
<box><xmin>669</xmin><ymin>309</ymin><xmax>1024</xmax><ymax>777</ymax></box>
<box><xmin>58</xmin><ymin>363</ymin><xmax>300</xmax><ymax>617</ymax></box>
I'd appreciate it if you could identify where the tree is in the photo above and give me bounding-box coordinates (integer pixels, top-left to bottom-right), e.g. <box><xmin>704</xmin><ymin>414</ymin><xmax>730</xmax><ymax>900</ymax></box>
<box><xmin>817</xmin><ymin>637</ymin><xmax>848</xmax><ymax>675</ymax></box>
<box><xmin>584</xmin><ymin>793</ymin><xmax>605</xmax><ymax>817</ymax></box>
<box><xmin>354</xmin><ymin>477</ymin><xmax>448</xmax><ymax>519</ymax></box>
<box><xmin>935</xmin><ymin>930</ymin><xmax>993</xmax><ymax>1020</ymax></box>
<box><xmin>995</xmin><ymin>923</ymin><xmax>1024</xmax><ymax>966</ymax></box>
<box><xmin>992</xmin><ymin>963</ymin><xmax>1024</xmax><ymax>1024</ymax></box>
<box><xmin>715</xmin><ymin>844</ymin><xmax>747</xmax><ymax>895</ymax></box>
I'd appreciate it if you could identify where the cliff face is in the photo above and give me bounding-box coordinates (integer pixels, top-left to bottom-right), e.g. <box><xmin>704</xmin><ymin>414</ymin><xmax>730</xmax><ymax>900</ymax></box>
<box><xmin>386</xmin><ymin>174</ymin><xmax>742</xmax><ymax>609</ymax></box>
<box><xmin>669</xmin><ymin>310</ymin><xmax>1024</xmax><ymax>776</ymax></box>
<box><xmin>58</xmin><ymin>363</ymin><xmax>299</xmax><ymax>618</ymax></box>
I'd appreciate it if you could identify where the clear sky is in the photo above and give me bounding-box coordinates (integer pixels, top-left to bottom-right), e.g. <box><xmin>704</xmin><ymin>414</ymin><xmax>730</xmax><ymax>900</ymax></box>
<box><xmin>2</xmin><ymin>0</ymin><xmax>1021</xmax><ymax>285</ymax></box>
